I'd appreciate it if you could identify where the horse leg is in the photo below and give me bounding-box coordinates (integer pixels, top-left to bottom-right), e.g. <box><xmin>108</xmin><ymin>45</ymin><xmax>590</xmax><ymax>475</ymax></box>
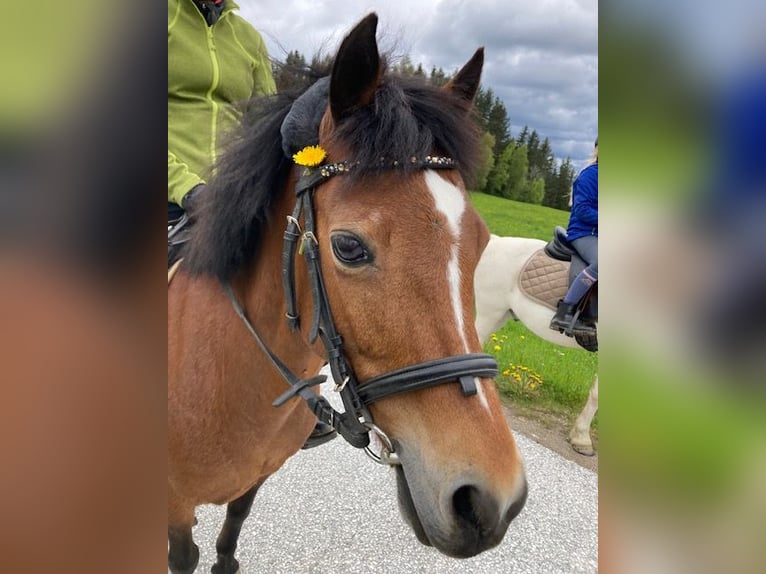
<box><xmin>168</xmin><ymin>524</ymin><xmax>199</xmax><ymax>574</ymax></box>
<box><xmin>569</xmin><ymin>376</ymin><xmax>598</xmax><ymax>456</ymax></box>
<box><xmin>211</xmin><ymin>481</ymin><xmax>264</xmax><ymax>574</ymax></box>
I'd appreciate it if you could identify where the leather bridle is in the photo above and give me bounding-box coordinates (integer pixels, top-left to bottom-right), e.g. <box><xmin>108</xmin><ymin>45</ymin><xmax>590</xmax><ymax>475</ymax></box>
<box><xmin>223</xmin><ymin>156</ymin><xmax>498</xmax><ymax>465</ymax></box>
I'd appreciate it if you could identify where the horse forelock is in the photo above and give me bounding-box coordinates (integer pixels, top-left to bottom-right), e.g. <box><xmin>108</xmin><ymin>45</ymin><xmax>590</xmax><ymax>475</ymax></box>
<box><xmin>327</xmin><ymin>73</ymin><xmax>482</xmax><ymax>183</ymax></box>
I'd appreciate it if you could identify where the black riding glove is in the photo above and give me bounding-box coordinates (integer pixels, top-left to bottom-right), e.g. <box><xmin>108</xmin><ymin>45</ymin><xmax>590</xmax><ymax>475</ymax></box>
<box><xmin>181</xmin><ymin>184</ymin><xmax>206</xmax><ymax>217</ymax></box>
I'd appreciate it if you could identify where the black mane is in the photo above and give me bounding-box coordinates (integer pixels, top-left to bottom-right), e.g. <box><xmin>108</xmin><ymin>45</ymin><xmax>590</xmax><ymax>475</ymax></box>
<box><xmin>183</xmin><ymin>66</ymin><xmax>482</xmax><ymax>280</ymax></box>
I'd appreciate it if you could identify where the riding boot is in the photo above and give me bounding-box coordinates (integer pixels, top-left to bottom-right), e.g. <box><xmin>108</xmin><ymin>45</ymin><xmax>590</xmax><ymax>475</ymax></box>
<box><xmin>550</xmin><ymin>300</ymin><xmax>577</xmax><ymax>333</ymax></box>
<box><xmin>301</xmin><ymin>421</ymin><xmax>338</xmax><ymax>449</ymax></box>
<box><xmin>549</xmin><ymin>300</ymin><xmax>597</xmax><ymax>336</ymax></box>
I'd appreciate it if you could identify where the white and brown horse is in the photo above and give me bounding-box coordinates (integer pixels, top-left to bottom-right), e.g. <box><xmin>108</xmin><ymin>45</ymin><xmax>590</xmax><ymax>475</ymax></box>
<box><xmin>474</xmin><ymin>234</ymin><xmax>598</xmax><ymax>455</ymax></box>
<box><xmin>169</xmin><ymin>14</ymin><xmax>527</xmax><ymax>574</ymax></box>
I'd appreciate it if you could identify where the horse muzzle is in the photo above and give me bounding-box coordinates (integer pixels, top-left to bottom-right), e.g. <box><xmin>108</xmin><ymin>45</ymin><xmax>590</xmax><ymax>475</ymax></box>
<box><xmin>394</xmin><ymin>447</ymin><xmax>528</xmax><ymax>558</ymax></box>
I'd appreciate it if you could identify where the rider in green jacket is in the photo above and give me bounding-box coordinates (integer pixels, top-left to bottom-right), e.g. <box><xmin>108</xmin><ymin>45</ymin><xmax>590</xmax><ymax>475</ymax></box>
<box><xmin>168</xmin><ymin>0</ymin><xmax>276</xmax><ymax>209</ymax></box>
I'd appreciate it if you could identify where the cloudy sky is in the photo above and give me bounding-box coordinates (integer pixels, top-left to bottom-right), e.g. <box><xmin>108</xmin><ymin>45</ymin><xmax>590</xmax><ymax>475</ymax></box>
<box><xmin>238</xmin><ymin>0</ymin><xmax>598</xmax><ymax>168</ymax></box>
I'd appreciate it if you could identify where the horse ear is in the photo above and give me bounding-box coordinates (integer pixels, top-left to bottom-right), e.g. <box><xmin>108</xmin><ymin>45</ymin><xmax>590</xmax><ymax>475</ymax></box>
<box><xmin>330</xmin><ymin>13</ymin><xmax>381</xmax><ymax>123</ymax></box>
<box><xmin>444</xmin><ymin>47</ymin><xmax>484</xmax><ymax>105</ymax></box>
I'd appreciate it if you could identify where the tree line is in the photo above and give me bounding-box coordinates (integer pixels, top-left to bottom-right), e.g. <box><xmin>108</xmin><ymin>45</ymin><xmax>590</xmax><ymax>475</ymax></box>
<box><xmin>274</xmin><ymin>52</ymin><xmax>576</xmax><ymax>211</ymax></box>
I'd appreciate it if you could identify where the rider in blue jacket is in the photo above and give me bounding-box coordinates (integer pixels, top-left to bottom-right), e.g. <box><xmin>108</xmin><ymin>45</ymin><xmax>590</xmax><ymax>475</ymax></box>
<box><xmin>550</xmin><ymin>139</ymin><xmax>598</xmax><ymax>335</ymax></box>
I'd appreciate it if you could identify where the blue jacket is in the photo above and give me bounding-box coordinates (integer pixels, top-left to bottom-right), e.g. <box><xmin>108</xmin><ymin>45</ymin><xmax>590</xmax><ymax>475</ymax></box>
<box><xmin>567</xmin><ymin>162</ymin><xmax>598</xmax><ymax>241</ymax></box>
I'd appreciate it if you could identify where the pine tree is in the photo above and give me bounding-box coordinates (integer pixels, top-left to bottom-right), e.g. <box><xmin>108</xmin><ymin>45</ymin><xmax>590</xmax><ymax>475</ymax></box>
<box><xmin>528</xmin><ymin>134</ymin><xmax>555</xmax><ymax>186</ymax></box>
<box><xmin>526</xmin><ymin>130</ymin><xmax>541</xmax><ymax>178</ymax></box>
<box><xmin>274</xmin><ymin>50</ymin><xmax>309</xmax><ymax>92</ymax></box>
<box><xmin>487</xmin><ymin>98</ymin><xmax>511</xmax><ymax>158</ymax></box>
<box><xmin>516</xmin><ymin>125</ymin><xmax>530</xmax><ymax>147</ymax></box>
<box><xmin>542</xmin><ymin>164</ymin><xmax>560</xmax><ymax>208</ymax></box>
<box><xmin>309</xmin><ymin>53</ymin><xmax>333</xmax><ymax>73</ymax></box>
<box><xmin>473</xmin><ymin>87</ymin><xmax>493</xmax><ymax>133</ymax></box>
<box><xmin>539</xmin><ymin>137</ymin><xmax>555</xmax><ymax>178</ymax></box>
<box><xmin>430</xmin><ymin>66</ymin><xmax>448</xmax><ymax>86</ymax></box>
<box><xmin>554</xmin><ymin>159</ymin><xmax>576</xmax><ymax>211</ymax></box>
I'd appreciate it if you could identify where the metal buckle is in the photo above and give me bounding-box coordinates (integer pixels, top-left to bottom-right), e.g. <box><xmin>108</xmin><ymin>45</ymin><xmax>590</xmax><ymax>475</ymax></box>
<box><xmin>298</xmin><ymin>231</ymin><xmax>318</xmax><ymax>255</ymax></box>
<box><xmin>334</xmin><ymin>375</ymin><xmax>350</xmax><ymax>393</ymax></box>
<box><xmin>363</xmin><ymin>422</ymin><xmax>400</xmax><ymax>466</ymax></box>
<box><xmin>286</xmin><ymin>215</ymin><xmax>302</xmax><ymax>232</ymax></box>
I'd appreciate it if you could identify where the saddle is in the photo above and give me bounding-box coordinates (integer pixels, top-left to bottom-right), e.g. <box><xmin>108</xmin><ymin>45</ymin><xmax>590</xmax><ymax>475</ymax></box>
<box><xmin>518</xmin><ymin>226</ymin><xmax>598</xmax><ymax>352</ymax></box>
<box><xmin>544</xmin><ymin>226</ymin><xmax>579</xmax><ymax>261</ymax></box>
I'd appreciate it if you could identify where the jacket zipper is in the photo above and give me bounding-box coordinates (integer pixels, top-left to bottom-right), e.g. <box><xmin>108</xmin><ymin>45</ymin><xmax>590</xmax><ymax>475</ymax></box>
<box><xmin>205</xmin><ymin>25</ymin><xmax>221</xmax><ymax>166</ymax></box>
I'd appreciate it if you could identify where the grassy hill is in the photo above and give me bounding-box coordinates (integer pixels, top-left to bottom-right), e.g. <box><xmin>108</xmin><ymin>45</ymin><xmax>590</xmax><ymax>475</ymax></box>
<box><xmin>468</xmin><ymin>193</ymin><xmax>598</xmax><ymax>428</ymax></box>
<box><xmin>469</xmin><ymin>192</ymin><xmax>569</xmax><ymax>240</ymax></box>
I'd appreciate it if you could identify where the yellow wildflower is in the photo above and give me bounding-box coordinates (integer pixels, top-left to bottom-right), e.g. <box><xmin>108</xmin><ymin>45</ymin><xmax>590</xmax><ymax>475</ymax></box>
<box><xmin>493</xmin><ymin>345</ymin><xmax>501</xmax><ymax>351</ymax></box>
<box><xmin>292</xmin><ymin>145</ymin><xmax>327</xmax><ymax>167</ymax></box>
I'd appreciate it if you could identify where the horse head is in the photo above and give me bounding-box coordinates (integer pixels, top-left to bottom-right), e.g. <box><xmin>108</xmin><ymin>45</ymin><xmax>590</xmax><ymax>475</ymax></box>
<box><xmin>298</xmin><ymin>14</ymin><xmax>527</xmax><ymax>557</ymax></box>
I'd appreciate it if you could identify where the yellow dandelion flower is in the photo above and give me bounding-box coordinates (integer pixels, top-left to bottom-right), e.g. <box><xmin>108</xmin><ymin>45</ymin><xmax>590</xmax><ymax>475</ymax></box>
<box><xmin>292</xmin><ymin>145</ymin><xmax>327</xmax><ymax>167</ymax></box>
<box><xmin>493</xmin><ymin>344</ymin><xmax>502</xmax><ymax>351</ymax></box>
<box><xmin>529</xmin><ymin>383</ymin><xmax>536</xmax><ymax>389</ymax></box>
<box><xmin>502</xmin><ymin>369</ymin><xmax>511</xmax><ymax>376</ymax></box>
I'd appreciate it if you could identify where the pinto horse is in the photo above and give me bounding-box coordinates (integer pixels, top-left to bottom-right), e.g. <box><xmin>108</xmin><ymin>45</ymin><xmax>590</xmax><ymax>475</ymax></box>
<box><xmin>474</xmin><ymin>234</ymin><xmax>599</xmax><ymax>456</ymax></box>
<box><xmin>168</xmin><ymin>14</ymin><xmax>527</xmax><ymax>574</ymax></box>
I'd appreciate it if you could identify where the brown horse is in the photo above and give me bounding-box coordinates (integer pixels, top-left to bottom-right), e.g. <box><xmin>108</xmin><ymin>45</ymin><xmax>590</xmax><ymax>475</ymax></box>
<box><xmin>168</xmin><ymin>14</ymin><xmax>527</xmax><ymax>573</ymax></box>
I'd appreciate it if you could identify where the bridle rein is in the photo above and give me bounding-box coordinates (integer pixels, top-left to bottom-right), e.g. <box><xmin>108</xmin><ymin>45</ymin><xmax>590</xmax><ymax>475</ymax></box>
<box><xmin>223</xmin><ymin>156</ymin><xmax>498</xmax><ymax>465</ymax></box>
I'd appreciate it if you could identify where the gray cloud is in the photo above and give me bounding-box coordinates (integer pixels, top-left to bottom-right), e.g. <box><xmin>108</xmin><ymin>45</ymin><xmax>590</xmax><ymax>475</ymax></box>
<box><xmin>238</xmin><ymin>0</ymin><xmax>597</xmax><ymax>166</ymax></box>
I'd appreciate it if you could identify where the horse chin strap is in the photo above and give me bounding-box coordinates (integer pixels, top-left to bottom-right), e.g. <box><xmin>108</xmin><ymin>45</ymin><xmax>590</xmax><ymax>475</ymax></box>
<box><xmin>224</xmin><ymin>156</ymin><xmax>498</xmax><ymax>463</ymax></box>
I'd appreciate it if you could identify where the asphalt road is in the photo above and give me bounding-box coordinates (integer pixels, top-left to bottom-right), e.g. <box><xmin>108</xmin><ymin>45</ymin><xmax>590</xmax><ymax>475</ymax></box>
<box><xmin>180</xmin><ymin>373</ymin><xmax>598</xmax><ymax>574</ymax></box>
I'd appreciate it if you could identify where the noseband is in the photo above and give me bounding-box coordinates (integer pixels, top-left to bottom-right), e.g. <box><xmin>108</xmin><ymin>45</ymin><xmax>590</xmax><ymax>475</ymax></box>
<box><xmin>223</xmin><ymin>156</ymin><xmax>498</xmax><ymax>464</ymax></box>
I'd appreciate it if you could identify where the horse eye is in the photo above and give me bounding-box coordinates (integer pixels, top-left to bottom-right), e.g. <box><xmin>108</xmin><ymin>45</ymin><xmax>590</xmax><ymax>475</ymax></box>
<box><xmin>331</xmin><ymin>233</ymin><xmax>371</xmax><ymax>266</ymax></box>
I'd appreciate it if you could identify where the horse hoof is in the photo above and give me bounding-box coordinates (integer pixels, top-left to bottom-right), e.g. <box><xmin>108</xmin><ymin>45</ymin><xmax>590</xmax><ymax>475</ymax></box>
<box><xmin>570</xmin><ymin>442</ymin><xmax>595</xmax><ymax>456</ymax></box>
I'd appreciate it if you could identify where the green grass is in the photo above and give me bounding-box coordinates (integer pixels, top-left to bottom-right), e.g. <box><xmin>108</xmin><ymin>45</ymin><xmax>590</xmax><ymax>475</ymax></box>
<box><xmin>469</xmin><ymin>192</ymin><xmax>598</xmax><ymax>426</ymax></box>
<box><xmin>486</xmin><ymin>322</ymin><xmax>598</xmax><ymax>420</ymax></box>
<box><xmin>469</xmin><ymin>192</ymin><xmax>570</xmax><ymax>240</ymax></box>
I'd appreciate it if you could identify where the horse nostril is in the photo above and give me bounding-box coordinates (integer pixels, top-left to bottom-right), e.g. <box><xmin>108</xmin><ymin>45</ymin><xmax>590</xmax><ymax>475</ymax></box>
<box><xmin>452</xmin><ymin>485</ymin><xmax>475</xmax><ymax>523</ymax></box>
<box><xmin>451</xmin><ymin>485</ymin><xmax>498</xmax><ymax>531</ymax></box>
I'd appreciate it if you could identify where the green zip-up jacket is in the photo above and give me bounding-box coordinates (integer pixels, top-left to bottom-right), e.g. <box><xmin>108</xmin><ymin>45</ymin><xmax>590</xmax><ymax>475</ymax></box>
<box><xmin>168</xmin><ymin>0</ymin><xmax>276</xmax><ymax>206</ymax></box>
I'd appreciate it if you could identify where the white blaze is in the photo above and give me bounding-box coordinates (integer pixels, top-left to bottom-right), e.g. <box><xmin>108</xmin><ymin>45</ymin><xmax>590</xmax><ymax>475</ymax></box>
<box><xmin>424</xmin><ymin>170</ymin><xmax>489</xmax><ymax>411</ymax></box>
